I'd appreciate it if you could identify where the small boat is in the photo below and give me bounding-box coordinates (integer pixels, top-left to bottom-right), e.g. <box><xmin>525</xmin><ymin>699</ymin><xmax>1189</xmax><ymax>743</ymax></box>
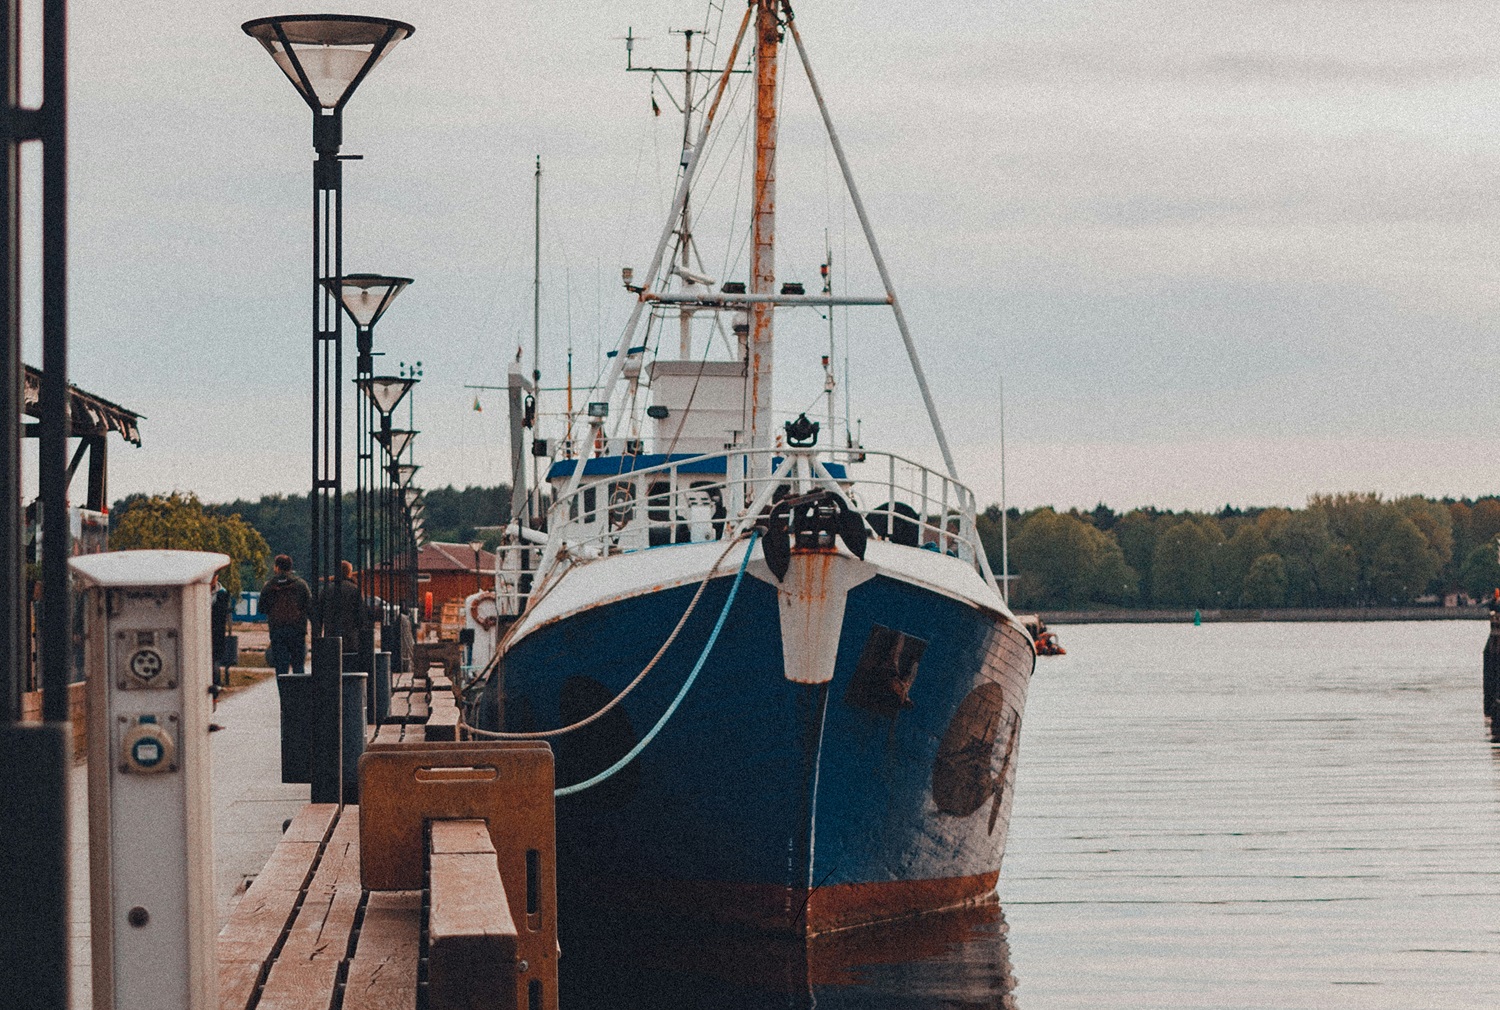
<box><xmin>468</xmin><ymin>0</ymin><xmax>1034</xmax><ymax>936</ymax></box>
<box><xmin>1018</xmin><ymin>615</ymin><xmax>1065</xmax><ymax>656</ymax></box>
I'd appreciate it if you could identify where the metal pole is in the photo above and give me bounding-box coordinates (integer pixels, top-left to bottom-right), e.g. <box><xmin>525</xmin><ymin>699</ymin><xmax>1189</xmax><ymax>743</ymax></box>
<box><xmin>785</xmin><ymin>10</ymin><xmax>960</xmax><ymax>480</ymax></box>
<box><xmin>0</xmin><ymin>0</ymin><xmax>20</xmax><ymax>725</ymax></box>
<box><xmin>0</xmin><ymin>0</ymin><xmax>71</xmax><ymax>1004</ymax></box>
<box><xmin>532</xmin><ymin>156</ymin><xmax>541</xmax><ymax>526</ymax></box>
<box><xmin>1000</xmin><ymin>376</ymin><xmax>1009</xmax><ymax>605</ymax></box>
<box><xmin>309</xmin><ymin>107</ymin><xmax>344</xmax><ymax>805</ymax></box>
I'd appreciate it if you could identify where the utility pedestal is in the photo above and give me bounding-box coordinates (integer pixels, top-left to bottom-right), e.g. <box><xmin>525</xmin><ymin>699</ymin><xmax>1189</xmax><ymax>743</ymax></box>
<box><xmin>71</xmin><ymin>549</ymin><xmax>227</xmax><ymax>1010</ymax></box>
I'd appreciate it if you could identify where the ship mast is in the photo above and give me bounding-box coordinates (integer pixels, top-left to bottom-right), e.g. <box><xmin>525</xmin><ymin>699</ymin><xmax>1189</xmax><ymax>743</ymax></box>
<box><xmin>748</xmin><ymin>0</ymin><xmax>778</xmax><ymax>469</ymax></box>
<box><xmin>677</xmin><ymin>30</ymin><xmax>696</xmax><ymax>359</ymax></box>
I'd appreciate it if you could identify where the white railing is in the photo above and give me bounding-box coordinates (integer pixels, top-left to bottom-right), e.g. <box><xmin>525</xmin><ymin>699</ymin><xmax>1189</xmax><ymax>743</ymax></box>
<box><xmin>533</xmin><ymin>448</ymin><xmax>994</xmax><ymax>587</ymax></box>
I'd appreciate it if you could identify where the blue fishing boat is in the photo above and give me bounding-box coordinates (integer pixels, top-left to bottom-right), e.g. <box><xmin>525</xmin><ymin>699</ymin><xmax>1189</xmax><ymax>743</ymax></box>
<box><xmin>467</xmin><ymin>0</ymin><xmax>1034</xmax><ymax>935</ymax></box>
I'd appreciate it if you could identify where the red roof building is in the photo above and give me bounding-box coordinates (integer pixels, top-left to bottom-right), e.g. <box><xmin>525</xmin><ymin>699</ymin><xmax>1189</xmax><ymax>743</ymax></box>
<box><xmin>417</xmin><ymin>541</ymin><xmax>496</xmax><ymax>616</ymax></box>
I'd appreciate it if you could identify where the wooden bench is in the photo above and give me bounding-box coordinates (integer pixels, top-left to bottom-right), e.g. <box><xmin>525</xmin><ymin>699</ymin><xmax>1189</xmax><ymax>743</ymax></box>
<box><xmin>221</xmin><ymin>744</ymin><xmax>558</xmax><ymax>1010</ymax></box>
<box><xmin>427</xmin><ymin>820</ymin><xmax>518</xmax><ymax>1010</ymax></box>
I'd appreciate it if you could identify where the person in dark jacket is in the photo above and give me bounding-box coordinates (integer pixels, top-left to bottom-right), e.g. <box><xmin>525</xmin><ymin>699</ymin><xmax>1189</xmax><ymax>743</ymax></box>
<box><xmin>260</xmin><ymin>554</ymin><xmax>311</xmax><ymax>676</ymax></box>
<box><xmin>210</xmin><ymin>572</ymin><xmax>232</xmax><ymax>686</ymax></box>
<box><xmin>318</xmin><ymin>560</ymin><xmax>367</xmax><ymax>670</ymax></box>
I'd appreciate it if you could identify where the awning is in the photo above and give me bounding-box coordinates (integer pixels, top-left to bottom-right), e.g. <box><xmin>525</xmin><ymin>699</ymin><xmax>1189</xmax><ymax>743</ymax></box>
<box><xmin>23</xmin><ymin>364</ymin><xmax>144</xmax><ymax>445</ymax></box>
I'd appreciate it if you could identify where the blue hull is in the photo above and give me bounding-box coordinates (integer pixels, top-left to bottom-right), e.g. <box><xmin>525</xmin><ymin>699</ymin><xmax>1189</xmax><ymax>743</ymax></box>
<box><xmin>482</xmin><ymin>551</ymin><xmax>1033</xmax><ymax>934</ymax></box>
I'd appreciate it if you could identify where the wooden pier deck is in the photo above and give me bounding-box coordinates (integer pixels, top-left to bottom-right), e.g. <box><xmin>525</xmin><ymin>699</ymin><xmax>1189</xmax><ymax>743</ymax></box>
<box><xmin>216</xmin><ymin>663</ymin><xmax>557</xmax><ymax>1010</ymax></box>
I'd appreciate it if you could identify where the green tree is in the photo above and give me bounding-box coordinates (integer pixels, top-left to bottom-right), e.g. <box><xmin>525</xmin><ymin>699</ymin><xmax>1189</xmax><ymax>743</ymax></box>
<box><xmin>1216</xmin><ymin>524</ymin><xmax>1268</xmax><ymax>606</ymax></box>
<box><xmin>1009</xmin><ymin>508</ymin><xmax>1138</xmax><ymax>608</ymax></box>
<box><xmin>1460</xmin><ymin>541</ymin><xmax>1500</xmax><ymax>600</ymax></box>
<box><xmin>1393</xmin><ymin>496</ymin><xmax>1453</xmax><ymax>592</ymax></box>
<box><xmin>1152</xmin><ymin>519</ymin><xmax>1218</xmax><ymax>607</ymax></box>
<box><xmin>1315</xmin><ymin>543</ymin><xmax>1359</xmax><ymax>605</ymax></box>
<box><xmin>1113</xmin><ymin>510</ymin><xmax>1160</xmax><ymax>604</ymax></box>
<box><xmin>111</xmin><ymin>492</ymin><xmax>270</xmax><ymax>596</ymax></box>
<box><xmin>1367</xmin><ymin>517</ymin><xmax>1439</xmax><ymax>603</ymax></box>
<box><xmin>1241</xmin><ymin>553</ymin><xmax>1288</xmax><ymax>607</ymax></box>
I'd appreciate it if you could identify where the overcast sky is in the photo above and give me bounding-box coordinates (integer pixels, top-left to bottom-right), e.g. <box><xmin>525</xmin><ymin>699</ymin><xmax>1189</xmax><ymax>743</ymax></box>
<box><xmin>28</xmin><ymin>0</ymin><xmax>1500</xmax><ymax>513</ymax></box>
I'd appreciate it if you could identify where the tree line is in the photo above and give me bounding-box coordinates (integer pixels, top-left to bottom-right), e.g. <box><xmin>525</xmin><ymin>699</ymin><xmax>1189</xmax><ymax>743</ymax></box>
<box><xmin>111</xmin><ymin>484</ymin><xmax>512</xmax><ymax>580</ymax></box>
<box><xmin>975</xmin><ymin>493</ymin><xmax>1500</xmax><ymax>611</ymax></box>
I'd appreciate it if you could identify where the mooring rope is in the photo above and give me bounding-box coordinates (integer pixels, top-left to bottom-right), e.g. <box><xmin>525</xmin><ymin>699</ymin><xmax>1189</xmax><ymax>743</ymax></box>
<box><xmin>549</xmin><ymin>530</ymin><xmax>759</xmax><ymax>797</ymax></box>
<box><xmin>458</xmin><ymin>529</ymin><xmax>754</xmax><ymax>743</ymax></box>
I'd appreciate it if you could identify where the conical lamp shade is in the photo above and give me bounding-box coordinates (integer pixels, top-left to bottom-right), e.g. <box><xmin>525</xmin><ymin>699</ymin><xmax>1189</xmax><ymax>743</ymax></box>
<box><xmin>376</xmin><ymin>428</ymin><xmax>417</xmax><ymax>460</ymax></box>
<box><xmin>404</xmin><ymin>488</ymin><xmax>421</xmax><ymax>507</ymax></box>
<box><xmin>326</xmin><ymin>273</ymin><xmax>413</xmax><ymax>328</ymax></box>
<box><xmin>358</xmin><ymin>376</ymin><xmax>414</xmax><ymax>415</ymax></box>
<box><xmin>243</xmin><ymin>15</ymin><xmax>414</xmax><ymax>111</ymax></box>
<box><xmin>396</xmin><ymin>464</ymin><xmax>419</xmax><ymax>488</ymax></box>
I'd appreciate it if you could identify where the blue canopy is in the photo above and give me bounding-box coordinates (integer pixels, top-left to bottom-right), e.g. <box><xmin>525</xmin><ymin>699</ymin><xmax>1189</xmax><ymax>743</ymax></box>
<box><xmin>547</xmin><ymin>454</ymin><xmax>847</xmax><ymax>481</ymax></box>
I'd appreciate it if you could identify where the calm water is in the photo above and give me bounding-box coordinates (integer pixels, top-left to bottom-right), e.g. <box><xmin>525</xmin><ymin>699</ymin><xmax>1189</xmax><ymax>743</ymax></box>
<box><xmin>563</xmin><ymin>621</ymin><xmax>1500</xmax><ymax>1008</ymax></box>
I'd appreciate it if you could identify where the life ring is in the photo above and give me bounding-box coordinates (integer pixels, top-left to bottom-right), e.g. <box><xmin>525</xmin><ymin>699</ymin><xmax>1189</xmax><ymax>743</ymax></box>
<box><xmin>469</xmin><ymin>591</ymin><xmax>499</xmax><ymax>630</ymax></box>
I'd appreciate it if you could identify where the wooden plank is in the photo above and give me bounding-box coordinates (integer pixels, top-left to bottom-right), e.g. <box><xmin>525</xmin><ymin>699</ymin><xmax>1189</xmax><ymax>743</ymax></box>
<box><xmin>256</xmin><ymin>961</ymin><xmax>338</xmax><ymax>1010</ymax></box>
<box><xmin>263</xmin><ymin>810</ymin><xmax>363</xmax><ymax>1006</ymax></box>
<box><xmin>424</xmin><ymin>694</ymin><xmax>459</xmax><ymax>742</ymax></box>
<box><xmin>428</xmin><ymin>819</ymin><xmax>518</xmax><ymax>1010</ymax></box>
<box><xmin>343</xmin><ymin>891</ymin><xmax>421</xmax><ymax>1010</ymax></box>
<box><xmin>217</xmin><ymin>960</ymin><xmax>262</xmax><ymax>1010</ymax></box>
<box><xmin>218</xmin><ymin>805</ymin><xmax>338</xmax><ymax>1009</ymax></box>
<box><xmin>384</xmin><ymin>689</ymin><xmax>429</xmax><ymax>725</ymax></box>
<box><xmin>281</xmin><ymin>803</ymin><xmax>340</xmax><ymax>843</ymax></box>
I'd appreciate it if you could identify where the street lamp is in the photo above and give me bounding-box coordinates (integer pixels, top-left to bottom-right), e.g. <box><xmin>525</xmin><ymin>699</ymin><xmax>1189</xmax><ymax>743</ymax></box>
<box><xmin>469</xmin><ymin>539</ymin><xmax>486</xmax><ymax>593</ymax></box>
<box><xmin>243</xmin><ymin>14</ymin><xmax>413</xmax><ymax>805</ymax></box>
<box><xmin>329</xmin><ymin>276</ymin><xmax>412</xmax><ymax>681</ymax></box>
<box><xmin>360</xmin><ymin>376</ymin><xmax>414</xmax><ymax>614</ymax></box>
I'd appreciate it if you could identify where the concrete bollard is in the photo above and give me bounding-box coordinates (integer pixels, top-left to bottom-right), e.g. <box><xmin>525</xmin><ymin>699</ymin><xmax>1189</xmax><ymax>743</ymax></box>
<box><xmin>342</xmin><ymin>671</ymin><xmax>367</xmax><ymax>803</ymax></box>
<box><xmin>276</xmin><ymin>674</ymin><xmax>312</xmax><ymax>784</ymax></box>
<box><xmin>310</xmin><ymin>638</ymin><xmax>343</xmax><ymax>804</ymax></box>
<box><xmin>373</xmin><ymin>651</ymin><xmax>392</xmax><ymax>725</ymax></box>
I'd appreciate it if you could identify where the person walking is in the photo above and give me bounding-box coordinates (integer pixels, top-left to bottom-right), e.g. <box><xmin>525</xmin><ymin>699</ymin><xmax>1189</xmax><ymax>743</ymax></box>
<box><xmin>317</xmin><ymin>559</ymin><xmax>367</xmax><ymax>671</ymax></box>
<box><xmin>260</xmin><ymin>554</ymin><xmax>311</xmax><ymax>676</ymax></box>
<box><xmin>210</xmin><ymin>572</ymin><xmax>232</xmax><ymax>687</ymax></box>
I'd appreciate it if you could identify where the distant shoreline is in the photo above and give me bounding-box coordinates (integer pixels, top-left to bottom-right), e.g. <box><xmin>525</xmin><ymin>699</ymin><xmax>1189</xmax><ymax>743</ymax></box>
<box><xmin>1040</xmin><ymin>606</ymin><xmax>1492</xmax><ymax>624</ymax></box>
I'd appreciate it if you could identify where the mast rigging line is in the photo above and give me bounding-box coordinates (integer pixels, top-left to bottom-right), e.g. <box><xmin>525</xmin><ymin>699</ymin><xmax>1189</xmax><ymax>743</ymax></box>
<box><xmin>783</xmin><ymin>7</ymin><xmax>960</xmax><ymax>480</ymax></box>
<box><xmin>558</xmin><ymin>1</ymin><xmax>755</xmax><ymax>509</ymax></box>
<box><xmin>460</xmin><ymin>529</ymin><xmax>752</xmax><ymax>744</ymax></box>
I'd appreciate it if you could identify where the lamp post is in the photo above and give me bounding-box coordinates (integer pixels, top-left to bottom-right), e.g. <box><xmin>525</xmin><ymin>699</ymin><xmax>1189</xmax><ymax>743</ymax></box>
<box><xmin>1</xmin><ymin>0</ymin><xmax>70</xmax><ymax>1004</ymax></box>
<box><xmin>244</xmin><ymin>14</ymin><xmax>413</xmax><ymax>805</ymax></box>
<box><xmin>405</xmin><ymin>487</ymin><xmax>424</xmax><ymax>618</ymax></box>
<box><xmin>329</xmin><ymin>274</ymin><xmax>411</xmax><ymax>676</ymax></box>
<box><xmin>469</xmin><ymin>539</ymin><xmax>486</xmax><ymax>593</ymax></box>
<box><xmin>360</xmin><ymin>375</ymin><xmax>414</xmax><ymax>666</ymax></box>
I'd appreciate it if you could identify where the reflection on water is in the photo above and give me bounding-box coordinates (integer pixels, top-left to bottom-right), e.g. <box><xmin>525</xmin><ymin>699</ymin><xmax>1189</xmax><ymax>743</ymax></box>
<box><xmin>560</xmin><ymin>900</ymin><xmax>1019</xmax><ymax>1008</ymax></box>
